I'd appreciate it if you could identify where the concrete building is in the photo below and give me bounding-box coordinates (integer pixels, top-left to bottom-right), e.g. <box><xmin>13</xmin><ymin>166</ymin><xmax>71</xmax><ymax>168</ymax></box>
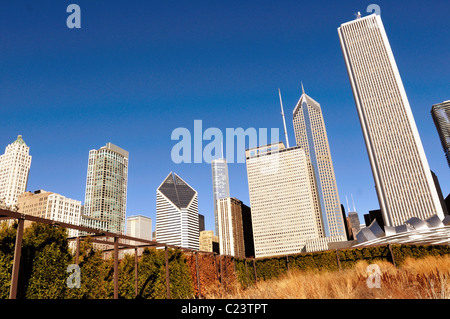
<box><xmin>83</xmin><ymin>142</ymin><xmax>129</xmax><ymax>234</ymax></box>
<box><xmin>18</xmin><ymin>190</ymin><xmax>82</xmax><ymax>237</ymax></box>
<box><xmin>127</xmin><ymin>215</ymin><xmax>152</xmax><ymax>241</ymax></box>
<box><xmin>431</xmin><ymin>100</ymin><xmax>450</xmax><ymax>167</ymax></box>
<box><xmin>199</xmin><ymin>230</ymin><xmax>219</xmax><ymax>254</ymax></box>
<box><xmin>216</xmin><ymin>197</ymin><xmax>251</xmax><ymax>258</ymax></box>
<box><xmin>0</xmin><ymin>135</ymin><xmax>32</xmax><ymax>209</ymax></box>
<box><xmin>292</xmin><ymin>85</ymin><xmax>347</xmax><ymax>240</ymax></box>
<box><xmin>246</xmin><ymin>142</ymin><xmax>320</xmax><ymax>258</ymax></box>
<box><xmin>156</xmin><ymin>172</ymin><xmax>199</xmax><ymax>250</ymax></box>
<box><xmin>338</xmin><ymin>13</ymin><xmax>444</xmax><ymax>226</ymax></box>
<box><xmin>347</xmin><ymin>212</ymin><xmax>361</xmax><ymax>240</ymax></box>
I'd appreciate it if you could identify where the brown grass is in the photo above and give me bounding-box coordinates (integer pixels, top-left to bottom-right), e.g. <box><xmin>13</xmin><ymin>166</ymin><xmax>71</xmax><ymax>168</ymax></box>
<box><xmin>205</xmin><ymin>255</ymin><xmax>450</xmax><ymax>299</ymax></box>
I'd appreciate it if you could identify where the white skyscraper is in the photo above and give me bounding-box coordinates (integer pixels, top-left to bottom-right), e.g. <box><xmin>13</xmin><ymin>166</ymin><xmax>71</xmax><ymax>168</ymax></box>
<box><xmin>156</xmin><ymin>172</ymin><xmax>199</xmax><ymax>250</ymax></box>
<box><xmin>246</xmin><ymin>142</ymin><xmax>320</xmax><ymax>258</ymax></box>
<box><xmin>338</xmin><ymin>13</ymin><xmax>444</xmax><ymax>226</ymax></box>
<box><xmin>83</xmin><ymin>142</ymin><xmax>129</xmax><ymax>234</ymax></box>
<box><xmin>0</xmin><ymin>135</ymin><xmax>32</xmax><ymax>209</ymax></box>
<box><xmin>211</xmin><ymin>157</ymin><xmax>230</xmax><ymax>236</ymax></box>
<box><xmin>292</xmin><ymin>85</ymin><xmax>347</xmax><ymax>240</ymax></box>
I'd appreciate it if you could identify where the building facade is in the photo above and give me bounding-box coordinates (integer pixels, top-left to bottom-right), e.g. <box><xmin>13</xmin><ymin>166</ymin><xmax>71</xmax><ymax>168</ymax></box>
<box><xmin>347</xmin><ymin>212</ymin><xmax>361</xmax><ymax>240</ymax></box>
<box><xmin>292</xmin><ymin>86</ymin><xmax>347</xmax><ymax>239</ymax></box>
<box><xmin>338</xmin><ymin>13</ymin><xmax>444</xmax><ymax>226</ymax></box>
<box><xmin>246</xmin><ymin>142</ymin><xmax>321</xmax><ymax>258</ymax></box>
<box><xmin>127</xmin><ymin>215</ymin><xmax>152</xmax><ymax>241</ymax></box>
<box><xmin>431</xmin><ymin>100</ymin><xmax>450</xmax><ymax>167</ymax></box>
<box><xmin>18</xmin><ymin>190</ymin><xmax>82</xmax><ymax>237</ymax></box>
<box><xmin>199</xmin><ymin>230</ymin><xmax>220</xmax><ymax>254</ymax></box>
<box><xmin>216</xmin><ymin>197</ymin><xmax>250</xmax><ymax>258</ymax></box>
<box><xmin>83</xmin><ymin>143</ymin><xmax>129</xmax><ymax>234</ymax></box>
<box><xmin>211</xmin><ymin>158</ymin><xmax>230</xmax><ymax>236</ymax></box>
<box><xmin>156</xmin><ymin>172</ymin><xmax>199</xmax><ymax>250</ymax></box>
<box><xmin>0</xmin><ymin>135</ymin><xmax>32</xmax><ymax>209</ymax></box>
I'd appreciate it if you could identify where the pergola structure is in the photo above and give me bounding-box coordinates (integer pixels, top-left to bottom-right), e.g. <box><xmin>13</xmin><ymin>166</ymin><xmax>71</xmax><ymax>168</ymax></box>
<box><xmin>0</xmin><ymin>208</ymin><xmax>252</xmax><ymax>299</ymax></box>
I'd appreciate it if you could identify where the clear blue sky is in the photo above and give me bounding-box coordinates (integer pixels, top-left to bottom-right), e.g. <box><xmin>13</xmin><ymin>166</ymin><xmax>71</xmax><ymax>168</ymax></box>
<box><xmin>1</xmin><ymin>0</ymin><xmax>448</xmax><ymax>233</ymax></box>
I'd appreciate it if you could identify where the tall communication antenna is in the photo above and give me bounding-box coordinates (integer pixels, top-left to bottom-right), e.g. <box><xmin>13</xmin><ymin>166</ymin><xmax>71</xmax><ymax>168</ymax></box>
<box><xmin>346</xmin><ymin>196</ymin><xmax>350</xmax><ymax>213</ymax></box>
<box><xmin>351</xmin><ymin>194</ymin><xmax>356</xmax><ymax>212</ymax></box>
<box><xmin>278</xmin><ymin>88</ymin><xmax>290</xmax><ymax>148</ymax></box>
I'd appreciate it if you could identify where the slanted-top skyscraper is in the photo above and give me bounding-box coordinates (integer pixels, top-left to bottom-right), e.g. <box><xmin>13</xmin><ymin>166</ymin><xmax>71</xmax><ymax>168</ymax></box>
<box><xmin>84</xmin><ymin>142</ymin><xmax>129</xmax><ymax>234</ymax></box>
<box><xmin>338</xmin><ymin>13</ymin><xmax>444</xmax><ymax>226</ymax></box>
<box><xmin>292</xmin><ymin>85</ymin><xmax>347</xmax><ymax>240</ymax></box>
<box><xmin>431</xmin><ymin>100</ymin><xmax>450</xmax><ymax>167</ymax></box>
<box><xmin>0</xmin><ymin>135</ymin><xmax>32</xmax><ymax>208</ymax></box>
<box><xmin>211</xmin><ymin>156</ymin><xmax>230</xmax><ymax>235</ymax></box>
<box><xmin>156</xmin><ymin>172</ymin><xmax>199</xmax><ymax>250</ymax></box>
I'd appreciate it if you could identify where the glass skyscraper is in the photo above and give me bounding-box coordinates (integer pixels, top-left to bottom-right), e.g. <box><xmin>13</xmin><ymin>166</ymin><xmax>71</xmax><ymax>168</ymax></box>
<box><xmin>431</xmin><ymin>100</ymin><xmax>450</xmax><ymax>168</ymax></box>
<box><xmin>292</xmin><ymin>86</ymin><xmax>347</xmax><ymax>240</ymax></box>
<box><xmin>211</xmin><ymin>157</ymin><xmax>230</xmax><ymax>236</ymax></box>
<box><xmin>338</xmin><ymin>13</ymin><xmax>444</xmax><ymax>226</ymax></box>
<box><xmin>84</xmin><ymin>142</ymin><xmax>129</xmax><ymax>234</ymax></box>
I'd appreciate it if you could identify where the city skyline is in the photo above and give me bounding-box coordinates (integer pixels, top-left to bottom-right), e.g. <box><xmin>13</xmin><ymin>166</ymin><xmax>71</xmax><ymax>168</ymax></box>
<box><xmin>1</xmin><ymin>1</ymin><xmax>448</xmax><ymax>233</ymax></box>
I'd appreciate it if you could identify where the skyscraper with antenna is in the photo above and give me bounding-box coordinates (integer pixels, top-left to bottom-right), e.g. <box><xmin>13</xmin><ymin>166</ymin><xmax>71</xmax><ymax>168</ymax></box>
<box><xmin>292</xmin><ymin>83</ymin><xmax>347</xmax><ymax>240</ymax></box>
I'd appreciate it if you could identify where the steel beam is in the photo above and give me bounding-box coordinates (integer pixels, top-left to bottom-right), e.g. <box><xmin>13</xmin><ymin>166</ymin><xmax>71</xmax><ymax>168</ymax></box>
<box><xmin>114</xmin><ymin>237</ymin><xmax>119</xmax><ymax>299</ymax></box>
<box><xmin>9</xmin><ymin>218</ymin><xmax>24</xmax><ymax>299</ymax></box>
<box><xmin>164</xmin><ymin>246</ymin><xmax>171</xmax><ymax>299</ymax></box>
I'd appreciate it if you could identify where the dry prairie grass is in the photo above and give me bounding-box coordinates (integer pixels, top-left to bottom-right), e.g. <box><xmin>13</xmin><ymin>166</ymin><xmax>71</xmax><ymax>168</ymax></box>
<box><xmin>205</xmin><ymin>255</ymin><xmax>450</xmax><ymax>299</ymax></box>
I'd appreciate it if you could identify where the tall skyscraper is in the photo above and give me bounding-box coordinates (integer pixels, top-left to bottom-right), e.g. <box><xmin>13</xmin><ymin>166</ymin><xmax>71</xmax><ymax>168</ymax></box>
<box><xmin>18</xmin><ymin>190</ymin><xmax>82</xmax><ymax>237</ymax></box>
<box><xmin>338</xmin><ymin>13</ymin><xmax>444</xmax><ymax>226</ymax></box>
<box><xmin>246</xmin><ymin>142</ymin><xmax>321</xmax><ymax>258</ymax></box>
<box><xmin>211</xmin><ymin>157</ymin><xmax>230</xmax><ymax>236</ymax></box>
<box><xmin>216</xmin><ymin>197</ymin><xmax>251</xmax><ymax>258</ymax></box>
<box><xmin>292</xmin><ymin>85</ymin><xmax>347</xmax><ymax>239</ymax></box>
<box><xmin>431</xmin><ymin>100</ymin><xmax>450</xmax><ymax>167</ymax></box>
<box><xmin>0</xmin><ymin>135</ymin><xmax>32</xmax><ymax>209</ymax></box>
<box><xmin>156</xmin><ymin>172</ymin><xmax>199</xmax><ymax>250</ymax></box>
<box><xmin>83</xmin><ymin>143</ymin><xmax>129</xmax><ymax>234</ymax></box>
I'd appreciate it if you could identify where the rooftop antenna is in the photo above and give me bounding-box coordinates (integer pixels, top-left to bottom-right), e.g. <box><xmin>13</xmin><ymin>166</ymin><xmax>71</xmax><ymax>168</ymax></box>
<box><xmin>351</xmin><ymin>194</ymin><xmax>356</xmax><ymax>212</ymax></box>
<box><xmin>220</xmin><ymin>141</ymin><xmax>224</xmax><ymax>159</ymax></box>
<box><xmin>278</xmin><ymin>88</ymin><xmax>290</xmax><ymax>148</ymax></box>
<box><xmin>301</xmin><ymin>81</ymin><xmax>305</xmax><ymax>95</ymax></box>
<box><xmin>346</xmin><ymin>196</ymin><xmax>350</xmax><ymax>213</ymax></box>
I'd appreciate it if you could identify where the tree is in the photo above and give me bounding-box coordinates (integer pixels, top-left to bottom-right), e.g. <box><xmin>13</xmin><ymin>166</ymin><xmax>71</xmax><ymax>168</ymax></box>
<box><xmin>0</xmin><ymin>221</ymin><xmax>17</xmax><ymax>298</ymax></box>
<box><xmin>19</xmin><ymin>223</ymin><xmax>72</xmax><ymax>299</ymax></box>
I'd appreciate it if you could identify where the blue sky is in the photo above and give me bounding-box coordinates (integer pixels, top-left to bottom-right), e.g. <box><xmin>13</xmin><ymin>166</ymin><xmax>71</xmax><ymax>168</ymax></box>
<box><xmin>1</xmin><ymin>0</ymin><xmax>448</xmax><ymax>233</ymax></box>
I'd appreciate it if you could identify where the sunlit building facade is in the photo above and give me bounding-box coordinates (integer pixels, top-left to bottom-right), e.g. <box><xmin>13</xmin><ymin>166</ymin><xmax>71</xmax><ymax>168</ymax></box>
<box><xmin>292</xmin><ymin>86</ymin><xmax>346</xmax><ymax>240</ymax></box>
<box><xmin>246</xmin><ymin>142</ymin><xmax>320</xmax><ymax>258</ymax></box>
<box><xmin>0</xmin><ymin>135</ymin><xmax>32</xmax><ymax>209</ymax></box>
<box><xmin>338</xmin><ymin>13</ymin><xmax>444</xmax><ymax>226</ymax></box>
<box><xmin>83</xmin><ymin>142</ymin><xmax>129</xmax><ymax>234</ymax></box>
<box><xmin>156</xmin><ymin>172</ymin><xmax>199</xmax><ymax>250</ymax></box>
<box><xmin>211</xmin><ymin>158</ymin><xmax>230</xmax><ymax>236</ymax></box>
